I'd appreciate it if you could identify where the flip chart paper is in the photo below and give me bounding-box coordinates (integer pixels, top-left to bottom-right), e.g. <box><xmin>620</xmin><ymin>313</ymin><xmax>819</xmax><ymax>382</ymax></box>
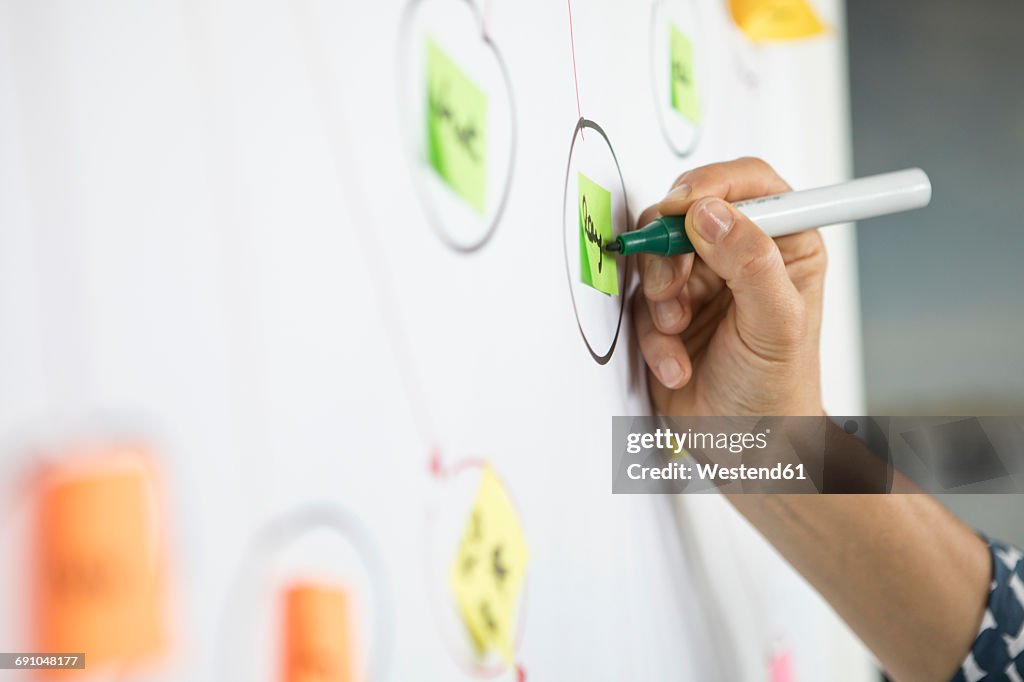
<box><xmin>670</xmin><ymin>25</ymin><xmax>701</xmax><ymax>123</ymax></box>
<box><xmin>33</xmin><ymin>459</ymin><xmax>164</xmax><ymax>670</ymax></box>
<box><xmin>728</xmin><ymin>0</ymin><xmax>826</xmax><ymax>42</ymax></box>
<box><xmin>449</xmin><ymin>465</ymin><xmax>529</xmax><ymax>665</ymax></box>
<box><xmin>281</xmin><ymin>583</ymin><xmax>357</xmax><ymax>682</ymax></box>
<box><xmin>578</xmin><ymin>172</ymin><xmax>618</xmax><ymax>296</ymax></box>
<box><xmin>426</xmin><ymin>38</ymin><xmax>488</xmax><ymax>214</ymax></box>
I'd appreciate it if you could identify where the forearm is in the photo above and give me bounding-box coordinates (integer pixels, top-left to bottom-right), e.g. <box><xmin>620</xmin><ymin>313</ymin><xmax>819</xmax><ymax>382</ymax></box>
<box><xmin>729</xmin><ymin>493</ymin><xmax>990</xmax><ymax>681</ymax></box>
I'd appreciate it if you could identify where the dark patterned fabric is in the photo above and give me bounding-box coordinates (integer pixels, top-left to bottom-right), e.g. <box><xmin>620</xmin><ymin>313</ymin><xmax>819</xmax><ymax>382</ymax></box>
<box><xmin>953</xmin><ymin>541</ymin><xmax>1024</xmax><ymax>682</ymax></box>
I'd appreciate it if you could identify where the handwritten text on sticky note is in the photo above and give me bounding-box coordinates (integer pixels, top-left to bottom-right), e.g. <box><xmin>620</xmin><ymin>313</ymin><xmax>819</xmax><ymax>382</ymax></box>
<box><xmin>449</xmin><ymin>465</ymin><xmax>529</xmax><ymax>665</ymax></box>
<box><xmin>670</xmin><ymin>25</ymin><xmax>701</xmax><ymax>123</ymax></box>
<box><xmin>578</xmin><ymin>172</ymin><xmax>618</xmax><ymax>296</ymax></box>
<box><xmin>728</xmin><ymin>0</ymin><xmax>826</xmax><ymax>42</ymax></box>
<box><xmin>426</xmin><ymin>38</ymin><xmax>488</xmax><ymax>214</ymax></box>
<box><xmin>33</xmin><ymin>455</ymin><xmax>165</xmax><ymax>670</ymax></box>
<box><xmin>281</xmin><ymin>583</ymin><xmax>357</xmax><ymax>682</ymax></box>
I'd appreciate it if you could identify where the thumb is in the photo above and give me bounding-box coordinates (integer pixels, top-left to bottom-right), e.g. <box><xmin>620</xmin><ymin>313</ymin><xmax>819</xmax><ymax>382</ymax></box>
<box><xmin>685</xmin><ymin>197</ymin><xmax>805</xmax><ymax>358</ymax></box>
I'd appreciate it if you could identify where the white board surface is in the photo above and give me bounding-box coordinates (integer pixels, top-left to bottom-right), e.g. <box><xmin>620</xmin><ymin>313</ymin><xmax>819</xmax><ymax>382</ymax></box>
<box><xmin>0</xmin><ymin>0</ymin><xmax>873</xmax><ymax>679</ymax></box>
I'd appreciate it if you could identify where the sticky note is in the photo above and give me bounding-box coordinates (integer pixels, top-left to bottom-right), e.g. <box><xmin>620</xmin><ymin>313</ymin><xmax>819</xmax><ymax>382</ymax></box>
<box><xmin>449</xmin><ymin>465</ymin><xmax>529</xmax><ymax>665</ymax></box>
<box><xmin>281</xmin><ymin>583</ymin><xmax>357</xmax><ymax>682</ymax></box>
<box><xmin>578</xmin><ymin>172</ymin><xmax>618</xmax><ymax>296</ymax></box>
<box><xmin>669</xmin><ymin>25</ymin><xmax>701</xmax><ymax>123</ymax></box>
<box><xmin>32</xmin><ymin>454</ymin><xmax>165</xmax><ymax>671</ymax></box>
<box><xmin>728</xmin><ymin>0</ymin><xmax>826</xmax><ymax>42</ymax></box>
<box><xmin>425</xmin><ymin>38</ymin><xmax>488</xmax><ymax>214</ymax></box>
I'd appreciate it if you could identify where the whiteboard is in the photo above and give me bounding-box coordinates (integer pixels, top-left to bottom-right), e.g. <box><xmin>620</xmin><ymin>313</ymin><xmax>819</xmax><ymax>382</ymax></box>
<box><xmin>0</xmin><ymin>0</ymin><xmax>874</xmax><ymax>679</ymax></box>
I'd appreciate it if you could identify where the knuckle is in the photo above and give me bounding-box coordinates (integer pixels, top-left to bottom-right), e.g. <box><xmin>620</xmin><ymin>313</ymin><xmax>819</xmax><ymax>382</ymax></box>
<box><xmin>737</xmin><ymin>155</ymin><xmax>769</xmax><ymax>170</ymax></box>
<box><xmin>670</xmin><ymin>169</ymin><xmax>694</xmax><ymax>190</ymax></box>
<box><xmin>736</xmin><ymin>156</ymin><xmax>789</xmax><ymax>191</ymax></box>
<box><xmin>683</xmin><ymin>163</ymin><xmax>722</xmax><ymax>188</ymax></box>
<box><xmin>736</xmin><ymin>156</ymin><xmax>774</xmax><ymax>177</ymax></box>
<box><xmin>804</xmin><ymin>227</ymin><xmax>827</xmax><ymax>256</ymax></box>
<box><xmin>736</xmin><ymin>245</ymin><xmax>780</xmax><ymax>283</ymax></box>
<box><xmin>785</xmin><ymin>233</ymin><xmax>829</xmax><ymax>287</ymax></box>
<box><xmin>812</xmin><ymin>241</ymin><xmax>828</xmax><ymax>274</ymax></box>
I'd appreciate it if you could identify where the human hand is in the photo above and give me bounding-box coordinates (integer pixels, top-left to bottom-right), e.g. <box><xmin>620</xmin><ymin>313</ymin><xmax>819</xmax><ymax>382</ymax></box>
<box><xmin>634</xmin><ymin>157</ymin><xmax>826</xmax><ymax>416</ymax></box>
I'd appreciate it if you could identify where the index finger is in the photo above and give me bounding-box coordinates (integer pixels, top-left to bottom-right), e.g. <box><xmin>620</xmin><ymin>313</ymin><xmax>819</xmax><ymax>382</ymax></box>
<box><xmin>658</xmin><ymin>157</ymin><xmax>791</xmax><ymax>216</ymax></box>
<box><xmin>660</xmin><ymin>157</ymin><xmax>824</xmax><ymax>268</ymax></box>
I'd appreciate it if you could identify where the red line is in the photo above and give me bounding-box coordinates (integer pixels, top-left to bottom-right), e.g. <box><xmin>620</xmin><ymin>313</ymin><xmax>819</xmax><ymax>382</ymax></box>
<box><xmin>429</xmin><ymin>449</ymin><xmax>489</xmax><ymax>479</ymax></box>
<box><xmin>447</xmin><ymin>457</ymin><xmax>488</xmax><ymax>478</ymax></box>
<box><xmin>482</xmin><ymin>0</ymin><xmax>493</xmax><ymax>38</ymax></box>
<box><xmin>566</xmin><ymin>0</ymin><xmax>584</xmax><ymax>137</ymax></box>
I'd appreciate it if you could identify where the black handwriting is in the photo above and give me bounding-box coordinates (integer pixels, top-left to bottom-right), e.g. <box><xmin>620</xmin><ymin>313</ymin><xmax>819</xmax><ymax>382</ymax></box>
<box><xmin>428</xmin><ymin>83</ymin><xmax>482</xmax><ymax>164</ymax></box>
<box><xmin>672</xmin><ymin>59</ymin><xmax>690</xmax><ymax>88</ymax></box>
<box><xmin>581</xmin><ymin>194</ymin><xmax>604</xmax><ymax>273</ymax></box>
<box><xmin>492</xmin><ymin>545</ymin><xmax>507</xmax><ymax>584</ymax></box>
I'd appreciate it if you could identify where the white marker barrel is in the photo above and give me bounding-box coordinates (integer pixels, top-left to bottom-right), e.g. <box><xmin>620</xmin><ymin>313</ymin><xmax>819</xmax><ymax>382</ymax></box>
<box><xmin>733</xmin><ymin>168</ymin><xmax>932</xmax><ymax>237</ymax></box>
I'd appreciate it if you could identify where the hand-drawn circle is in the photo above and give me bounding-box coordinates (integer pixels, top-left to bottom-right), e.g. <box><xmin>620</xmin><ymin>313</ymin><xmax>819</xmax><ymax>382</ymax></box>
<box><xmin>398</xmin><ymin>0</ymin><xmax>517</xmax><ymax>254</ymax></box>
<box><xmin>562</xmin><ymin>118</ymin><xmax>631</xmax><ymax>365</ymax></box>
<box><xmin>421</xmin><ymin>457</ymin><xmax>528</xmax><ymax>676</ymax></box>
<box><xmin>215</xmin><ymin>504</ymin><xmax>393</xmax><ymax>682</ymax></box>
<box><xmin>650</xmin><ymin>0</ymin><xmax>706</xmax><ymax>157</ymax></box>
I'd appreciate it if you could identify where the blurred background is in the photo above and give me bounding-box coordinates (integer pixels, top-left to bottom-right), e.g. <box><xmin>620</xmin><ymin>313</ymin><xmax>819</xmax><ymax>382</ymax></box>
<box><xmin>848</xmin><ymin>0</ymin><xmax>1024</xmax><ymax>546</ymax></box>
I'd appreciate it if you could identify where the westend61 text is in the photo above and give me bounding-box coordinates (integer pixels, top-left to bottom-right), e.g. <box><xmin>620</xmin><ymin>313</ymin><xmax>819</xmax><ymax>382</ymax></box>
<box><xmin>627</xmin><ymin>460</ymin><xmax>807</xmax><ymax>482</ymax></box>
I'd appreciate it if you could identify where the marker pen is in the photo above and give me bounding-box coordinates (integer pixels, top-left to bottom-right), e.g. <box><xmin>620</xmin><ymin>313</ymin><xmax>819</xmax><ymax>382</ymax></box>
<box><xmin>604</xmin><ymin>168</ymin><xmax>932</xmax><ymax>257</ymax></box>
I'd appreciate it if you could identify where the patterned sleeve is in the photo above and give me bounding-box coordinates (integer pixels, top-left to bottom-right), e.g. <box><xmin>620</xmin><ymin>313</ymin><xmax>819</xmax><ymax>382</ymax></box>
<box><xmin>953</xmin><ymin>541</ymin><xmax>1024</xmax><ymax>682</ymax></box>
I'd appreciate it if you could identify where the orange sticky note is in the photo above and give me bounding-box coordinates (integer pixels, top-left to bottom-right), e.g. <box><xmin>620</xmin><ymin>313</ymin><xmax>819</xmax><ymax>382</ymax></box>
<box><xmin>32</xmin><ymin>450</ymin><xmax>166</xmax><ymax>671</ymax></box>
<box><xmin>728</xmin><ymin>0</ymin><xmax>826</xmax><ymax>42</ymax></box>
<box><xmin>281</xmin><ymin>583</ymin><xmax>358</xmax><ymax>682</ymax></box>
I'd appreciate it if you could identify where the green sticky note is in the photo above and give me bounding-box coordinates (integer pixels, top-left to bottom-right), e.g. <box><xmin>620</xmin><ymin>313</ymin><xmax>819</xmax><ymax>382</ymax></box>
<box><xmin>669</xmin><ymin>25</ymin><xmax>701</xmax><ymax>123</ymax></box>
<box><xmin>425</xmin><ymin>38</ymin><xmax>488</xmax><ymax>214</ymax></box>
<box><xmin>578</xmin><ymin>172</ymin><xmax>618</xmax><ymax>296</ymax></box>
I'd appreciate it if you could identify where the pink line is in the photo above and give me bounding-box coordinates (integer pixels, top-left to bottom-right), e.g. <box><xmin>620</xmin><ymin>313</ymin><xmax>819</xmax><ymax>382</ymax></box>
<box><xmin>446</xmin><ymin>457</ymin><xmax>488</xmax><ymax>478</ymax></box>
<box><xmin>482</xmin><ymin>0</ymin><xmax>493</xmax><ymax>38</ymax></box>
<box><xmin>566</xmin><ymin>0</ymin><xmax>584</xmax><ymax>137</ymax></box>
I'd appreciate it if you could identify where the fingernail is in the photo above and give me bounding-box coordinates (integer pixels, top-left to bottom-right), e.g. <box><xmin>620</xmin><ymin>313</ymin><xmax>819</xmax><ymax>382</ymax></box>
<box><xmin>658</xmin><ymin>358</ymin><xmax>684</xmax><ymax>387</ymax></box>
<box><xmin>663</xmin><ymin>183</ymin><xmax>692</xmax><ymax>202</ymax></box>
<box><xmin>696</xmin><ymin>199</ymin><xmax>734</xmax><ymax>243</ymax></box>
<box><xmin>645</xmin><ymin>258</ymin><xmax>673</xmax><ymax>294</ymax></box>
<box><xmin>655</xmin><ymin>299</ymin><xmax>682</xmax><ymax>328</ymax></box>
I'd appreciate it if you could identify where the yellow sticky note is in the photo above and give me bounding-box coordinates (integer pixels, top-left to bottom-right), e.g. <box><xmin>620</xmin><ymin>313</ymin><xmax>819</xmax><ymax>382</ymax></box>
<box><xmin>32</xmin><ymin>450</ymin><xmax>166</xmax><ymax>674</ymax></box>
<box><xmin>728</xmin><ymin>0</ymin><xmax>826</xmax><ymax>42</ymax></box>
<box><xmin>426</xmin><ymin>38</ymin><xmax>488</xmax><ymax>214</ymax></box>
<box><xmin>449</xmin><ymin>466</ymin><xmax>528</xmax><ymax>665</ymax></box>
<box><xmin>280</xmin><ymin>583</ymin><xmax>358</xmax><ymax>682</ymax></box>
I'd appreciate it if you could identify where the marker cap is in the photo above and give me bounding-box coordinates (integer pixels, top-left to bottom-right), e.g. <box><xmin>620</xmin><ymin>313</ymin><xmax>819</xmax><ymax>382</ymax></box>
<box><xmin>615</xmin><ymin>215</ymin><xmax>695</xmax><ymax>257</ymax></box>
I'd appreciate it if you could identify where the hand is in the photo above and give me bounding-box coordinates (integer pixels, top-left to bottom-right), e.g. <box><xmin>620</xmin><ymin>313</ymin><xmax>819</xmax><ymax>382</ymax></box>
<box><xmin>634</xmin><ymin>157</ymin><xmax>826</xmax><ymax>416</ymax></box>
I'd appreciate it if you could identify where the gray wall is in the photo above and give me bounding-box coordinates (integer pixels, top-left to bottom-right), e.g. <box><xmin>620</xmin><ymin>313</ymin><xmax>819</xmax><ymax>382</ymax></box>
<box><xmin>847</xmin><ymin>0</ymin><xmax>1024</xmax><ymax>546</ymax></box>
